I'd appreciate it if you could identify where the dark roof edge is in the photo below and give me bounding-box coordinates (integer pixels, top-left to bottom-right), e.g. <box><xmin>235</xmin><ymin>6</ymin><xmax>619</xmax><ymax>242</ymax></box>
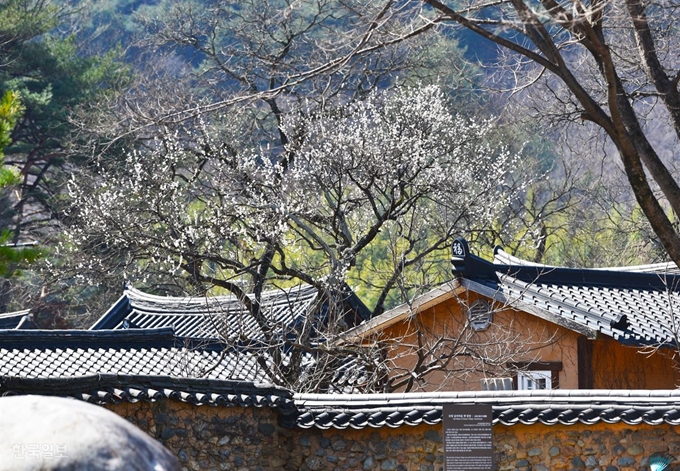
<box><xmin>496</xmin><ymin>265</ymin><xmax>680</xmax><ymax>290</ymax></box>
<box><xmin>15</xmin><ymin>314</ymin><xmax>37</xmax><ymax>330</ymax></box>
<box><xmin>0</xmin><ymin>326</ymin><xmax>174</xmax><ymax>338</ymax></box>
<box><xmin>0</xmin><ymin>374</ymin><xmax>292</xmax><ymax>399</ymax></box>
<box><xmin>0</xmin><ymin>309</ymin><xmax>32</xmax><ymax>330</ymax></box>
<box><xmin>89</xmin><ymin>293</ymin><xmax>131</xmax><ymax>330</ymax></box>
<box><xmin>125</xmin><ymin>283</ymin><xmax>371</xmax><ymax>321</ymax></box>
<box><xmin>341</xmin><ymin>283</ymin><xmax>372</xmax><ymax>321</ymax></box>
<box><xmin>0</xmin><ymin>327</ymin><xmax>273</xmax><ymax>352</ymax></box>
<box><xmin>0</xmin><ymin>374</ymin><xmax>297</xmax><ymax>426</ymax></box>
<box><xmin>0</xmin><ymin>327</ymin><xmax>177</xmax><ymax>348</ymax></box>
<box><xmin>452</xmin><ymin>237</ymin><xmax>680</xmax><ymax>290</ymax></box>
<box><xmin>0</xmin><ymin>309</ymin><xmax>30</xmax><ymax>320</ymax></box>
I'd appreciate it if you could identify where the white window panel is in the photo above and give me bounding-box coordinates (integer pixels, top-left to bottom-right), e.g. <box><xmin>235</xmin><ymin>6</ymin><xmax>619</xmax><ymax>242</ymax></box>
<box><xmin>481</xmin><ymin>377</ymin><xmax>514</xmax><ymax>391</ymax></box>
<box><xmin>517</xmin><ymin>370</ymin><xmax>552</xmax><ymax>390</ymax></box>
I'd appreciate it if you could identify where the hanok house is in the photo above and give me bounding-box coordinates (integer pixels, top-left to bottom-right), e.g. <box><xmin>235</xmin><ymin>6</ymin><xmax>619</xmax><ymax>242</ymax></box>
<box><xmin>84</xmin><ymin>283</ymin><xmax>375</xmax><ymax>392</ymax></box>
<box><xmin>3</xmin><ymin>284</ymin><xmax>680</xmax><ymax>469</ymax></box>
<box><xmin>90</xmin><ymin>284</ymin><xmax>370</xmax><ymax>340</ymax></box>
<box><xmin>338</xmin><ymin>238</ymin><xmax>680</xmax><ymax>392</ymax></box>
<box><xmin>2</xmin><ymin>351</ymin><xmax>680</xmax><ymax>470</ymax></box>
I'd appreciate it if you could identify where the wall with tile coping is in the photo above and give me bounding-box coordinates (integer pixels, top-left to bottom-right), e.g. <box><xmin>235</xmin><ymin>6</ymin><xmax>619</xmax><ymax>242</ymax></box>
<box><xmin>108</xmin><ymin>400</ymin><xmax>680</xmax><ymax>471</ymax></box>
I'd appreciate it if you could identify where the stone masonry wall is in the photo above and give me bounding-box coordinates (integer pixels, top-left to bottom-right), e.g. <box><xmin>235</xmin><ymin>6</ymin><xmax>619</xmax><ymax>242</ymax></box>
<box><xmin>108</xmin><ymin>401</ymin><xmax>680</xmax><ymax>471</ymax></box>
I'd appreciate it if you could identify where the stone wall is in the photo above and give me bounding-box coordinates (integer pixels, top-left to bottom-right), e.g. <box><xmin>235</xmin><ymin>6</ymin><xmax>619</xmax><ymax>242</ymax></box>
<box><xmin>108</xmin><ymin>401</ymin><xmax>680</xmax><ymax>471</ymax></box>
<box><xmin>495</xmin><ymin>422</ymin><xmax>680</xmax><ymax>471</ymax></box>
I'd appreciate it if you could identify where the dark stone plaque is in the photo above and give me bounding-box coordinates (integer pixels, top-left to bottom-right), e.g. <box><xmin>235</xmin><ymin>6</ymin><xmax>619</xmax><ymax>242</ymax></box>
<box><xmin>443</xmin><ymin>404</ymin><xmax>494</xmax><ymax>471</ymax></box>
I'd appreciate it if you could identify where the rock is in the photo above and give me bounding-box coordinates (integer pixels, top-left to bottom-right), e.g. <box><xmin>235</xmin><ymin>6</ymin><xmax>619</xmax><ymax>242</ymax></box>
<box><xmin>389</xmin><ymin>438</ymin><xmax>405</xmax><ymax>450</ymax></box>
<box><xmin>572</xmin><ymin>456</ymin><xmax>586</xmax><ymax>469</ymax></box>
<box><xmin>0</xmin><ymin>395</ymin><xmax>180</xmax><ymax>470</ymax></box>
<box><xmin>617</xmin><ymin>457</ymin><xmax>636</xmax><ymax>466</ymax></box>
<box><xmin>299</xmin><ymin>435</ymin><xmax>311</xmax><ymax>447</ymax></box>
<box><xmin>350</xmin><ymin>442</ymin><xmax>365</xmax><ymax>452</ymax></box>
<box><xmin>613</xmin><ymin>445</ymin><xmax>626</xmax><ymax>456</ymax></box>
<box><xmin>626</xmin><ymin>445</ymin><xmax>643</xmax><ymax>456</ymax></box>
<box><xmin>257</xmin><ymin>423</ymin><xmax>275</xmax><ymax>436</ymax></box>
<box><xmin>331</xmin><ymin>437</ymin><xmax>347</xmax><ymax>451</ymax></box>
<box><xmin>306</xmin><ymin>456</ymin><xmax>325</xmax><ymax>471</ymax></box>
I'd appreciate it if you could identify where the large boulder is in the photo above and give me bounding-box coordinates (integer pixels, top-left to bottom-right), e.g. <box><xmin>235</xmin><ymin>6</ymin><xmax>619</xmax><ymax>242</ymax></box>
<box><xmin>0</xmin><ymin>395</ymin><xmax>180</xmax><ymax>471</ymax></box>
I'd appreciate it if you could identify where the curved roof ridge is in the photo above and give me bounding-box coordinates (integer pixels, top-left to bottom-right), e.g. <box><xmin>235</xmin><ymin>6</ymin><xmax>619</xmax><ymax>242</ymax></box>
<box><xmin>0</xmin><ymin>309</ymin><xmax>31</xmax><ymax>319</ymax></box>
<box><xmin>125</xmin><ymin>283</ymin><xmax>318</xmax><ymax>306</ymax></box>
<box><xmin>494</xmin><ymin>247</ymin><xmax>680</xmax><ymax>274</ymax></box>
<box><xmin>0</xmin><ymin>309</ymin><xmax>32</xmax><ymax>330</ymax></box>
<box><xmin>90</xmin><ymin>283</ymin><xmax>334</xmax><ymax>338</ymax></box>
<box><xmin>598</xmin><ymin>261</ymin><xmax>680</xmax><ymax>273</ymax></box>
<box><xmin>493</xmin><ymin>248</ymin><xmax>549</xmax><ymax>267</ymax></box>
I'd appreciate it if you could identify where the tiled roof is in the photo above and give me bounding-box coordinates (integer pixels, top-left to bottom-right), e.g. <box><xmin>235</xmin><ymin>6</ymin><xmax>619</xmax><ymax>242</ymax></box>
<box><xmin>3</xmin><ymin>372</ymin><xmax>679</xmax><ymax>431</ymax></box>
<box><xmin>91</xmin><ymin>285</ymin><xmax>320</xmax><ymax>338</ymax></box>
<box><xmin>473</xmin><ymin>272</ymin><xmax>678</xmax><ymax>345</ymax></box>
<box><xmin>0</xmin><ymin>374</ymin><xmax>293</xmax><ymax>407</ymax></box>
<box><xmin>342</xmin><ymin>239</ymin><xmax>680</xmax><ymax>347</ymax></box>
<box><xmin>0</xmin><ymin>374</ymin><xmax>298</xmax><ymax>426</ymax></box>
<box><xmin>295</xmin><ymin>390</ymin><xmax>680</xmax><ymax>429</ymax></box>
<box><xmin>453</xmin><ymin>238</ymin><xmax>680</xmax><ymax>347</ymax></box>
<box><xmin>0</xmin><ymin>328</ymin><xmax>272</xmax><ymax>382</ymax></box>
<box><xmin>0</xmin><ymin>327</ymin><xmax>375</xmax><ymax>394</ymax></box>
<box><xmin>91</xmin><ymin>284</ymin><xmax>370</xmax><ymax>339</ymax></box>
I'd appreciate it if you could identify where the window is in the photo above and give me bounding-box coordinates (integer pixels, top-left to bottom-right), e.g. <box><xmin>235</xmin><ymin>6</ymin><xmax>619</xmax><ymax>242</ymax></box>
<box><xmin>467</xmin><ymin>300</ymin><xmax>492</xmax><ymax>331</ymax></box>
<box><xmin>509</xmin><ymin>361</ymin><xmax>562</xmax><ymax>390</ymax></box>
<box><xmin>517</xmin><ymin>371</ymin><xmax>552</xmax><ymax>390</ymax></box>
<box><xmin>481</xmin><ymin>377</ymin><xmax>514</xmax><ymax>391</ymax></box>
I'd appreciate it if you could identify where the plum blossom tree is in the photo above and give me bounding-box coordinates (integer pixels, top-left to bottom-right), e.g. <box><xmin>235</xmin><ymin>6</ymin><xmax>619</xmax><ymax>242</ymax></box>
<box><xmin>59</xmin><ymin>85</ymin><xmax>523</xmax><ymax>391</ymax></box>
<box><xmin>411</xmin><ymin>0</ymin><xmax>680</xmax><ymax>267</ymax></box>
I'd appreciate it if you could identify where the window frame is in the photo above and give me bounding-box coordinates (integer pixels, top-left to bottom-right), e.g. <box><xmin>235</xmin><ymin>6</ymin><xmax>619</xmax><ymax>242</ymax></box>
<box><xmin>517</xmin><ymin>370</ymin><xmax>552</xmax><ymax>390</ymax></box>
<box><xmin>509</xmin><ymin>361</ymin><xmax>562</xmax><ymax>390</ymax></box>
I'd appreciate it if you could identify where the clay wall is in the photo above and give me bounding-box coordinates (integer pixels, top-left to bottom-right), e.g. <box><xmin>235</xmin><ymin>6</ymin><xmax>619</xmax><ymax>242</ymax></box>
<box><xmin>379</xmin><ymin>292</ymin><xmax>581</xmax><ymax>391</ymax></box>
